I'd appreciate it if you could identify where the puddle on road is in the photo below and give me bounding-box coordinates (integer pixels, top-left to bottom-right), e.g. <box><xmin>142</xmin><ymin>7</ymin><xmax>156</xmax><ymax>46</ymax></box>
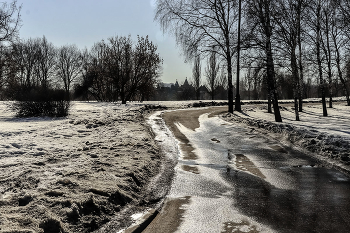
<box><xmin>269</xmin><ymin>145</ymin><xmax>287</xmax><ymax>153</ymax></box>
<box><xmin>142</xmin><ymin>196</ymin><xmax>191</xmax><ymax>233</ymax></box>
<box><xmin>222</xmin><ymin>220</ymin><xmax>260</xmax><ymax>233</ymax></box>
<box><xmin>182</xmin><ymin>165</ymin><xmax>200</xmax><ymax>174</ymax></box>
<box><xmin>173</xmin><ymin>122</ymin><xmax>198</xmax><ymax>160</ymax></box>
<box><xmin>232</xmin><ymin>154</ymin><xmax>266</xmax><ymax>179</ymax></box>
<box><xmin>211</xmin><ymin>138</ymin><xmax>221</xmax><ymax>143</ymax></box>
<box><xmin>181</xmin><ymin>142</ymin><xmax>198</xmax><ymax>160</ymax></box>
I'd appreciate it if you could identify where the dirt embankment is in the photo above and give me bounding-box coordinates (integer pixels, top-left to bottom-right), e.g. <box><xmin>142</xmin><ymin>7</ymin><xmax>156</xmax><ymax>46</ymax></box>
<box><xmin>0</xmin><ymin>104</ymin><xmax>165</xmax><ymax>233</ymax></box>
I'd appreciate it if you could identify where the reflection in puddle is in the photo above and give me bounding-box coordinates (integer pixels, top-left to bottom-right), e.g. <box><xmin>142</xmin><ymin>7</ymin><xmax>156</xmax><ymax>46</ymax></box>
<box><xmin>182</xmin><ymin>165</ymin><xmax>200</xmax><ymax>174</ymax></box>
<box><xmin>174</xmin><ymin>122</ymin><xmax>198</xmax><ymax>160</ymax></box>
<box><xmin>211</xmin><ymin>138</ymin><xmax>221</xmax><ymax>143</ymax></box>
<box><xmin>143</xmin><ymin>196</ymin><xmax>191</xmax><ymax>233</ymax></box>
<box><xmin>269</xmin><ymin>145</ymin><xmax>287</xmax><ymax>153</ymax></box>
<box><xmin>233</xmin><ymin>154</ymin><xmax>266</xmax><ymax>179</ymax></box>
<box><xmin>222</xmin><ymin>220</ymin><xmax>260</xmax><ymax>233</ymax></box>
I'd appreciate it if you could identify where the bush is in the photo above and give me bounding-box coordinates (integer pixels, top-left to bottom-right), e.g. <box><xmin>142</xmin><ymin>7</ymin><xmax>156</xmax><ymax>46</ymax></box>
<box><xmin>11</xmin><ymin>100</ymin><xmax>71</xmax><ymax>117</ymax></box>
<box><xmin>8</xmin><ymin>86</ymin><xmax>71</xmax><ymax>117</ymax></box>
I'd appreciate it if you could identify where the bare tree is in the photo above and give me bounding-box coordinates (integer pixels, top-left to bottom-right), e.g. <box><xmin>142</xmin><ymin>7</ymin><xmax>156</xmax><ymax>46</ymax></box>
<box><xmin>125</xmin><ymin>35</ymin><xmax>162</xmax><ymax>103</ymax></box>
<box><xmin>192</xmin><ymin>55</ymin><xmax>201</xmax><ymax>100</ymax></box>
<box><xmin>155</xmin><ymin>0</ymin><xmax>238</xmax><ymax>112</ymax></box>
<box><xmin>273</xmin><ymin>0</ymin><xmax>306</xmax><ymax>121</ymax></box>
<box><xmin>339</xmin><ymin>0</ymin><xmax>350</xmax><ymax>40</ymax></box>
<box><xmin>37</xmin><ymin>36</ymin><xmax>56</xmax><ymax>89</ymax></box>
<box><xmin>243</xmin><ymin>65</ymin><xmax>253</xmax><ymax>100</ymax></box>
<box><xmin>331</xmin><ymin>2</ymin><xmax>350</xmax><ymax>106</ymax></box>
<box><xmin>320</xmin><ymin>0</ymin><xmax>335</xmax><ymax>108</ymax></box>
<box><xmin>56</xmin><ymin>45</ymin><xmax>82</xmax><ymax>99</ymax></box>
<box><xmin>245</xmin><ymin>0</ymin><xmax>282</xmax><ymax>122</ymax></box>
<box><xmin>297</xmin><ymin>0</ymin><xmax>307</xmax><ymax>112</ymax></box>
<box><xmin>306</xmin><ymin>0</ymin><xmax>328</xmax><ymax>116</ymax></box>
<box><xmin>118</xmin><ymin>36</ymin><xmax>133</xmax><ymax>104</ymax></box>
<box><xmin>0</xmin><ymin>1</ymin><xmax>21</xmax><ymax>44</ymax></box>
<box><xmin>218</xmin><ymin>66</ymin><xmax>227</xmax><ymax>89</ymax></box>
<box><xmin>0</xmin><ymin>45</ymin><xmax>8</xmax><ymax>98</ymax></box>
<box><xmin>77</xmin><ymin>36</ymin><xmax>161</xmax><ymax>103</ymax></box>
<box><xmin>10</xmin><ymin>38</ymin><xmax>40</xmax><ymax>89</ymax></box>
<box><xmin>205</xmin><ymin>50</ymin><xmax>220</xmax><ymax>100</ymax></box>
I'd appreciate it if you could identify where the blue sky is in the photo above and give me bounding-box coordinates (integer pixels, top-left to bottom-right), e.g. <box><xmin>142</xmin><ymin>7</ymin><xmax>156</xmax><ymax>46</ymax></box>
<box><xmin>15</xmin><ymin>0</ymin><xmax>192</xmax><ymax>83</ymax></box>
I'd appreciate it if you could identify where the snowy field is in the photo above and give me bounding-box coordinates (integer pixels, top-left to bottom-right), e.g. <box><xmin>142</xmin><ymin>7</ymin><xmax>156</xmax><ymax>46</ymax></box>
<box><xmin>0</xmin><ymin>101</ymin><xmax>161</xmax><ymax>232</ymax></box>
<box><xmin>240</xmin><ymin>101</ymin><xmax>350</xmax><ymax>141</ymax></box>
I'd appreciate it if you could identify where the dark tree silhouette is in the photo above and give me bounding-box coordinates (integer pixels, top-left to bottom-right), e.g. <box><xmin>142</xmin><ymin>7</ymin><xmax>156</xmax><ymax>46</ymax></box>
<box><xmin>205</xmin><ymin>50</ymin><xmax>220</xmax><ymax>100</ymax></box>
<box><xmin>306</xmin><ymin>0</ymin><xmax>328</xmax><ymax>116</ymax></box>
<box><xmin>192</xmin><ymin>55</ymin><xmax>201</xmax><ymax>100</ymax></box>
<box><xmin>56</xmin><ymin>45</ymin><xmax>82</xmax><ymax>100</ymax></box>
<box><xmin>155</xmin><ymin>0</ymin><xmax>239</xmax><ymax>113</ymax></box>
<box><xmin>245</xmin><ymin>0</ymin><xmax>283</xmax><ymax>122</ymax></box>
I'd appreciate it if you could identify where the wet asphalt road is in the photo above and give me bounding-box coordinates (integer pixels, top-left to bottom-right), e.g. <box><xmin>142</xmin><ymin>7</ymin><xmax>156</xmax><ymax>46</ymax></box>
<box><xmin>144</xmin><ymin>107</ymin><xmax>350</xmax><ymax>233</ymax></box>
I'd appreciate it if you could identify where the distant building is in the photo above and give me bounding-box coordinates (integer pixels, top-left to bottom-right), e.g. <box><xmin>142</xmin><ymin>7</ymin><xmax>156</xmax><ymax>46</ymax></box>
<box><xmin>152</xmin><ymin>78</ymin><xmax>227</xmax><ymax>101</ymax></box>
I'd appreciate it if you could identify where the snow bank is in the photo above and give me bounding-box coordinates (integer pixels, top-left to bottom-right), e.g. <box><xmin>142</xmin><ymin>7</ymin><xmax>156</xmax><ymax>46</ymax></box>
<box><xmin>220</xmin><ymin>102</ymin><xmax>350</xmax><ymax>172</ymax></box>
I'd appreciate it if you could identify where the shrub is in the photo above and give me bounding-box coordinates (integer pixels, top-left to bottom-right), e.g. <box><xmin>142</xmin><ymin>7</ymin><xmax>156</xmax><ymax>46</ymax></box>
<box><xmin>11</xmin><ymin>100</ymin><xmax>71</xmax><ymax>117</ymax></box>
<box><xmin>9</xmin><ymin>87</ymin><xmax>71</xmax><ymax>117</ymax></box>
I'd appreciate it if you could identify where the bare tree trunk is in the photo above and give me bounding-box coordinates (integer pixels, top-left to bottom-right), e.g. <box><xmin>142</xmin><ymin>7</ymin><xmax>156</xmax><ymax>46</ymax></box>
<box><xmin>335</xmin><ymin>47</ymin><xmax>350</xmax><ymax>106</ymax></box>
<box><xmin>228</xmin><ymin>56</ymin><xmax>234</xmax><ymax>113</ymax></box>
<box><xmin>316</xmin><ymin>4</ymin><xmax>328</xmax><ymax>116</ymax></box>
<box><xmin>235</xmin><ymin>0</ymin><xmax>242</xmax><ymax>112</ymax></box>
<box><xmin>264</xmin><ymin>2</ymin><xmax>282</xmax><ymax>122</ymax></box>
<box><xmin>192</xmin><ymin>55</ymin><xmax>201</xmax><ymax>100</ymax></box>
<box><xmin>292</xmin><ymin>49</ymin><xmax>300</xmax><ymax>121</ymax></box>
<box><xmin>297</xmin><ymin>0</ymin><xmax>304</xmax><ymax>112</ymax></box>
<box><xmin>266</xmin><ymin>41</ymin><xmax>282</xmax><ymax>122</ymax></box>
<box><xmin>324</xmin><ymin>12</ymin><xmax>333</xmax><ymax>108</ymax></box>
<box><xmin>298</xmin><ymin>46</ymin><xmax>304</xmax><ymax>112</ymax></box>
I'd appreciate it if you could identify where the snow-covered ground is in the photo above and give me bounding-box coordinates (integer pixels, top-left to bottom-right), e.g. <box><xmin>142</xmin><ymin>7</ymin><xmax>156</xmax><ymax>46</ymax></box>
<box><xmin>220</xmin><ymin>99</ymin><xmax>350</xmax><ymax>173</ymax></box>
<box><xmin>1</xmin><ymin>98</ymin><xmax>349</xmax><ymax>232</ymax></box>
<box><xmin>0</xmin><ymin>101</ymin><xmax>161</xmax><ymax>233</ymax></box>
<box><xmin>239</xmin><ymin>103</ymin><xmax>350</xmax><ymax>141</ymax></box>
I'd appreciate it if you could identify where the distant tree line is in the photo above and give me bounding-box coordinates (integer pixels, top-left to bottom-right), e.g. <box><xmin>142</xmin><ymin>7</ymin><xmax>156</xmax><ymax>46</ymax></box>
<box><xmin>0</xmin><ymin>35</ymin><xmax>162</xmax><ymax>104</ymax></box>
<box><xmin>155</xmin><ymin>0</ymin><xmax>350</xmax><ymax>122</ymax></box>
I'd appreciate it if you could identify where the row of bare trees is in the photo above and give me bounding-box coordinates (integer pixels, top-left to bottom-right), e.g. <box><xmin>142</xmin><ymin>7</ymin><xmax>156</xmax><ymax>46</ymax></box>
<box><xmin>193</xmin><ymin>50</ymin><xmax>228</xmax><ymax>101</ymax></box>
<box><xmin>155</xmin><ymin>0</ymin><xmax>350</xmax><ymax>122</ymax></box>
<box><xmin>0</xmin><ymin>1</ymin><xmax>162</xmax><ymax>104</ymax></box>
<box><xmin>76</xmin><ymin>36</ymin><xmax>162</xmax><ymax>103</ymax></box>
<box><xmin>0</xmin><ymin>37</ymin><xmax>82</xmax><ymax>100</ymax></box>
<box><xmin>0</xmin><ymin>35</ymin><xmax>162</xmax><ymax>103</ymax></box>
